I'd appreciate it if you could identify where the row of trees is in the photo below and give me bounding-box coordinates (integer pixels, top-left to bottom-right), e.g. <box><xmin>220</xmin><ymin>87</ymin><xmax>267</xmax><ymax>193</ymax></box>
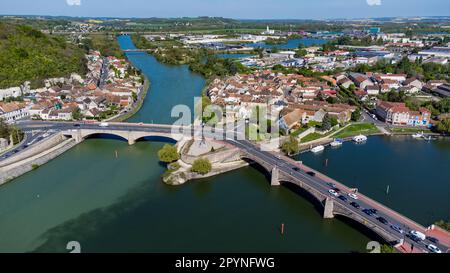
<box><xmin>157</xmin><ymin>144</ymin><xmax>212</xmax><ymax>175</ymax></box>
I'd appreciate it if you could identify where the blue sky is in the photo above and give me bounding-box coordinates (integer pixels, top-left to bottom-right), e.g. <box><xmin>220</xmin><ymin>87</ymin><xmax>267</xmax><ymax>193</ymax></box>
<box><xmin>0</xmin><ymin>0</ymin><xmax>449</xmax><ymax>19</ymax></box>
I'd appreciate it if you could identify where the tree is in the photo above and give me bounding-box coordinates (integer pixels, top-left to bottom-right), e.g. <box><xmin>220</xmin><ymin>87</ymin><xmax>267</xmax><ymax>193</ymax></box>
<box><xmin>72</xmin><ymin>108</ymin><xmax>82</xmax><ymax>121</ymax></box>
<box><xmin>436</xmin><ymin>118</ymin><xmax>450</xmax><ymax>134</ymax></box>
<box><xmin>434</xmin><ymin>220</ymin><xmax>450</xmax><ymax>231</ymax></box>
<box><xmin>281</xmin><ymin>135</ymin><xmax>299</xmax><ymax>156</ymax></box>
<box><xmin>191</xmin><ymin>158</ymin><xmax>212</xmax><ymax>175</ymax></box>
<box><xmin>0</xmin><ymin>118</ymin><xmax>24</xmax><ymax>144</ymax></box>
<box><xmin>321</xmin><ymin>113</ymin><xmax>332</xmax><ymax>131</ymax></box>
<box><xmin>294</xmin><ymin>48</ymin><xmax>307</xmax><ymax>58</ymax></box>
<box><xmin>380</xmin><ymin>244</ymin><xmax>396</xmax><ymax>253</ymax></box>
<box><xmin>330</xmin><ymin>116</ymin><xmax>339</xmax><ymax>127</ymax></box>
<box><xmin>351</xmin><ymin>109</ymin><xmax>362</xmax><ymax>122</ymax></box>
<box><xmin>158</xmin><ymin>144</ymin><xmax>180</xmax><ymax>163</ymax></box>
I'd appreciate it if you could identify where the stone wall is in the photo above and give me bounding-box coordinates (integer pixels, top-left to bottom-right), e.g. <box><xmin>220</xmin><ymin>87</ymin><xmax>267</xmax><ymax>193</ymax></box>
<box><xmin>0</xmin><ymin>138</ymin><xmax>78</xmax><ymax>185</ymax></box>
<box><xmin>0</xmin><ymin>133</ymin><xmax>67</xmax><ymax>168</ymax></box>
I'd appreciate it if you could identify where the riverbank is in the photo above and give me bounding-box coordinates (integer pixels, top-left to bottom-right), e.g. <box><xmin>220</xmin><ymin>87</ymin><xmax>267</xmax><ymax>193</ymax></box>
<box><xmin>0</xmin><ymin>133</ymin><xmax>77</xmax><ymax>185</ymax></box>
<box><xmin>110</xmin><ymin>77</ymin><xmax>150</xmax><ymax>122</ymax></box>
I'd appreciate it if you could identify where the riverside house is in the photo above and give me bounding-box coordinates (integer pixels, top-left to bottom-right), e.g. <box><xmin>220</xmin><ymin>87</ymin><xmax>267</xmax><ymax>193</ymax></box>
<box><xmin>376</xmin><ymin>101</ymin><xmax>431</xmax><ymax>127</ymax></box>
<box><xmin>0</xmin><ymin>102</ymin><xmax>30</xmax><ymax>124</ymax></box>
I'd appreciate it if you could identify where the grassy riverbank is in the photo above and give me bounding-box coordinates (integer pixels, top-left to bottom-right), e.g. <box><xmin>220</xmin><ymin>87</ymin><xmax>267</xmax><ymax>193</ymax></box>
<box><xmin>332</xmin><ymin>123</ymin><xmax>380</xmax><ymax>139</ymax></box>
<box><xmin>388</xmin><ymin>127</ymin><xmax>432</xmax><ymax>134</ymax></box>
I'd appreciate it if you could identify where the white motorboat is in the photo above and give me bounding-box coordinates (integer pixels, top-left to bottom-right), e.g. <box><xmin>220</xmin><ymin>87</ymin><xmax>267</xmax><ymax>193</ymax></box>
<box><xmin>330</xmin><ymin>139</ymin><xmax>343</xmax><ymax>147</ymax></box>
<box><xmin>352</xmin><ymin>134</ymin><xmax>367</xmax><ymax>143</ymax></box>
<box><xmin>311</xmin><ymin>145</ymin><xmax>325</xmax><ymax>153</ymax></box>
<box><xmin>412</xmin><ymin>131</ymin><xmax>424</xmax><ymax>138</ymax></box>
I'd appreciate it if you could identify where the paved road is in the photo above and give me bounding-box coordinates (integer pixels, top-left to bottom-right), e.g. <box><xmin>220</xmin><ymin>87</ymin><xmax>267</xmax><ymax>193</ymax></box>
<box><xmin>0</xmin><ymin>129</ymin><xmax>57</xmax><ymax>162</ymax></box>
<box><xmin>12</xmin><ymin>120</ymin><xmax>450</xmax><ymax>254</ymax></box>
<box><xmin>98</xmin><ymin>57</ymin><xmax>109</xmax><ymax>89</ymax></box>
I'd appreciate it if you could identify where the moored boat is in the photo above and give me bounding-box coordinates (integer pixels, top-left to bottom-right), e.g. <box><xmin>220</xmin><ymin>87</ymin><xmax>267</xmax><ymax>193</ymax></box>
<box><xmin>412</xmin><ymin>131</ymin><xmax>424</xmax><ymax>138</ymax></box>
<box><xmin>352</xmin><ymin>134</ymin><xmax>367</xmax><ymax>143</ymax></box>
<box><xmin>311</xmin><ymin>145</ymin><xmax>325</xmax><ymax>153</ymax></box>
<box><xmin>330</xmin><ymin>138</ymin><xmax>343</xmax><ymax>147</ymax></box>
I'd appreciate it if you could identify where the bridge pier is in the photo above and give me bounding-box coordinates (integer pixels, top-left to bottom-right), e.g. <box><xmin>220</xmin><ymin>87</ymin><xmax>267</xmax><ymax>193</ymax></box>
<box><xmin>323</xmin><ymin>197</ymin><xmax>334</xmax><ymax>219</ymax></box>
<box><xmin>73</xmin><ymin>130</ymin><xmax>83</xmax><ymax>143</ymax></box>
<box><xmin>128</xmin><ymin>138</ymin><xmax>136</xmax><ymax>145</ymax></box>
<box><xmin>271</xmin><ymin>167</ymin><xmax>280</xmax><ymax>186</ymax></box>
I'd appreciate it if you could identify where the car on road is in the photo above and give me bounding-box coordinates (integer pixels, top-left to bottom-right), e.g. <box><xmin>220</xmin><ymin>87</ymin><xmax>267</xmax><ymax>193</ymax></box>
<box><xmin>390</xmin><ymin>225</ymin><xmax>404</xmax><ymax>234</ymax></box>
<box><xmin>350</xmin><ymin>202</ymin><xmax>360</xmax><ymax>209</ymax></box>
<box><xmin>410</xmin><ymin>230</ymin><xmax>426</xmax><ymax>241</ymax></box>
<box><xmin>306</xmin><ymin>171</ymin><xmax>315</xmax><ymax>176</ymax></box>
<box><xmin>426</xmin><ymin>236</ymin><xmax>439</xmax><ymax>244</ymax></box>
<box><xmin>427</xmin><ymin>244</ymin><xmax>442</xmax><ymax>253</ymax></box>
<box><xmin>363</xmin><ymin>208</ymin><xmax>375</xmax><ymax>216</ymax></box>
<box><xmin>292</xmin><ymin>167</ymin><xmax>300</xmax><ymax>172</ymax></box>
<box><xmin>348</xmin><ymin>193</ymin><xmax>358</xmax><ymax>200</ymax></box>
<box><xmin>332</xmin><ymin>187</ymin><xmax>341</xmax><ymax>193</ymax></box>
<box><xmin>338</xmin><ymin>195</ymin><xmax>348</xmax><ymax>202</ymax></box>
<box><xmin>328</xmin><ymin>189</ymin><xmax>339</xmax><ymax>197</ymax></box>
<box><xmin>368</xmin><ymin>208</ymin><xmax>378</xmax><ymax>214</ymax></box>
<box><xmin>376</xmin><ymin>217</ymin><xmax>388</xmax><ymax>225</ymax></box>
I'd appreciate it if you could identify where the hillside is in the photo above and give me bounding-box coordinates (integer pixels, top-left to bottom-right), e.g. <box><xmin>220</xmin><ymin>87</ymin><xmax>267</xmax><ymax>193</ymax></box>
<box><xmin>0</xmin><ymin>22</ymin><xmax>87</xmax><ymax>89</ymax></box>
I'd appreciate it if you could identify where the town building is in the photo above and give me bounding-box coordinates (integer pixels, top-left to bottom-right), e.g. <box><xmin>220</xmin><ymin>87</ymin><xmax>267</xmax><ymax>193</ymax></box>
<box><xmin>376</xmin><ymin>101</ymin><xmax>430</xmax><ymax>127</ymax></box>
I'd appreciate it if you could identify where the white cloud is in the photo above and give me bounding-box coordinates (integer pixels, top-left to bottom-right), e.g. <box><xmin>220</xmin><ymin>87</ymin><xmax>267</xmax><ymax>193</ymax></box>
<box><xmin>66</xmin><ymin>0</ymin><xmax>81</xmax><ymax>6</ymax></box>
<box><xmin>366</xmin><ymin>0</ymin><xmax>382</xmax><ymax>6</ymax></box>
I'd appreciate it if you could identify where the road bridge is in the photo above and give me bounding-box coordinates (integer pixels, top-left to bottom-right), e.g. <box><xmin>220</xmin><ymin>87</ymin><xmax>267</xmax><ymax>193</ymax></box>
<box><xmin>15</xmin><ymin>120</ymin><xmax>450</xmax><ymax>253</ymax></box>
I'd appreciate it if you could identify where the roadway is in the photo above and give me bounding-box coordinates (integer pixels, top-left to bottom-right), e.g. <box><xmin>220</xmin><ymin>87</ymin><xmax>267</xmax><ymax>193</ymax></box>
<box><xmin>12</xmin><ymin>120</ymin><xmax>450</xmax><ymax>253</ymax></box>
<box><xmin>0</xmin><ymin>129</ymin><xmax>57</xmax><ymax>162</ymax></box>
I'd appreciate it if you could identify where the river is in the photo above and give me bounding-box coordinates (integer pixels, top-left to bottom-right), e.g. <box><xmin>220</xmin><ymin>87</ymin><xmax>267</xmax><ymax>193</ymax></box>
<box><xmin>0</xmin><ymin>35</ymin><xmax>447</xmax><ymax>253</ymax></box>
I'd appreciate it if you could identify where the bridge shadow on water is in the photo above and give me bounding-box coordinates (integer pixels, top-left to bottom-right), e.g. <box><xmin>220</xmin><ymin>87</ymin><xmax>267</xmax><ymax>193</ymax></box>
<box><xmin>84</xmin><ymin>134</ymin><xmax>177</xmax><ymax>144</ymax></box>
<box><xmin>135</xmin><ymin>136</ymin><xmax>177</xmax><ymax>144</ymax></box>
<box><xmin>84</xmin><ymin>133</ymin><xmax>128</xmax><ymax>142</ymax></box>
<box><xmin>242</xmin><ymin>159</ymin><xmax>324</xmax><ymax>215</ymax></box>
<box><xmin>333</xmin><ymin>215</ymin><xmax>390</xmax><ymax>246</ymax></box>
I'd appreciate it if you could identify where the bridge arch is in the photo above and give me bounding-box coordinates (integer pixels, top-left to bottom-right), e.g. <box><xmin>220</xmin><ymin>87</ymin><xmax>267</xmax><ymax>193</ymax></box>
<box><xmin>333</xmin><ymin>212</ymin><xmax>394</xmax><ymax>244</ymax></box>
<box><xmin>240</xmin><ymin>155</ymin><xmax>326</xmax><ymax>210</ymax></box>
<box><xmin>70</xmin><ymin>129</ymin><xmax>184</xmax><ymax>145</ymax></box>
<box><xmin>278</xmin><ymin>180</ymin><xmax>325</xmax><ymax>210</ymax></box>
<box><xmin>82</xmin><ymin>132</ymin><xmax>129</xmax><ymax>143</ymax></box>
<box><xmin>134</xmin><ymin>135</ymin><xmax>178</xmax><ymax>144</ymax></box>
<box><xmin>240</xmin><ymin>156</ymin><xmax>273</xmax><ymax>180</ymax></box>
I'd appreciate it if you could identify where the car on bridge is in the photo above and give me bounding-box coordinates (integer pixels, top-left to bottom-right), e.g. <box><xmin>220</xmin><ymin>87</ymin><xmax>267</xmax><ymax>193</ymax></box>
<box><xmin>410</xmin><ymin>230</ymin><xmax>426</xmax><ymax>241</ymax></box>
<box><xmin>328</xmin><ymin>189</ymin><xmax>339</xmax><ymax>197</ymax></box>
<box><xmin>292</xmin><ymin>167</ymin><xmax>300</xmax><ymax>172</ymax></box>
<box><xmin>99</xmin><ymin>122</ymin><xmax>109</xmax><ymax>127</ymax></box>
<box><xmin>376</xmin><ymin>216</ymin><xmax>389</xmax><ymax>225</ymax></box>
<box><xmin>327</xmin><ymin>182</ymin><xmax>336</xmax><ymax>188</ymax></box>
<box><xmin>350</xmin><ymin>202</ymin><xmax>360</xmax><ymax>209</ymax></box>
<box><xmin>347</xmin><ymin>193</ymin><xmax>358</xmax><ymax>200</ymax></box>
<box><xmin>362</xmin><ymin>208</ymin><xmax>376</xmax><ymax>217</ymax></box>
<box><xmin>426</xmin><ymin>236</ymin><xmax>439</xmax><ymax>244</ymax></box>
<box><xmin>338</xmin><ymin>195</ymin><xmax>348</xmax><ymax>202</ymax></box>
<box><xmin>306</xmin><ymin>171</ymin><xmax>316</xmax><ymax>176</ymax></box>
<box><xmin>427</xmin><ymin>244</ymin><xmax>442</xmax><ymax>253</ymax></box>
<box><xmin>390</xmin><ymin>225</ymin><xmax>404</xmax><ymax>234</ymax></box>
